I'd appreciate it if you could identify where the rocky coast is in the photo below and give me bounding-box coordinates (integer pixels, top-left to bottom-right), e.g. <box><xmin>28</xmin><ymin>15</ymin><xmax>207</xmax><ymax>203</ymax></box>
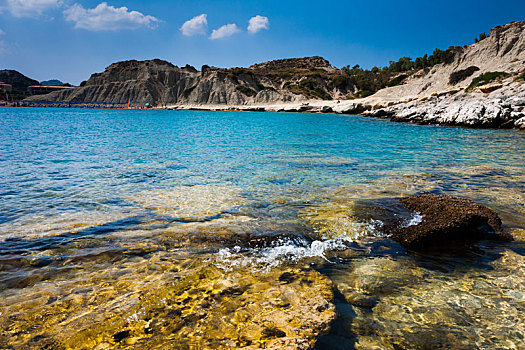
<box><xmin>160</xmin><ymin>82</ymin><xmax>525</xmax><ymax>130</ymax></box>
<box><xmin>27</xmin><ymin>20</ymin><xmax>525</xmax><ymax>130</ymax></box>
<box><xmin>3</xmin><ymin>13</ymin><xmax>525</xmax><ymax>350</ymax></box>
<box><xmin>364</xmin><ymin>83</ymin><xmax>525</xmax><ymax>129</ymax></box>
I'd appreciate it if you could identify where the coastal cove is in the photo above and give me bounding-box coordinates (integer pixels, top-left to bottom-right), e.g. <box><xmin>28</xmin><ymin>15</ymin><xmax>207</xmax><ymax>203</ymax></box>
<box><xmin>1</xmin><ymin>108</ymin><xmax>524</xmax><ymax>349</ymax></box>
<box><xmin>13</xmin><ymin>20</ymin><xmax>525</xmax><ymax>131</ymax></box>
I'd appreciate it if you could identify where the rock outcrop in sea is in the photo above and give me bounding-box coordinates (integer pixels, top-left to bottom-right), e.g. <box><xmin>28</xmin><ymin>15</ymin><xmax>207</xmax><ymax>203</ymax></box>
<box><xmin>392</xmin><ymin>194</ymin><xmax>512</xmax><ymax>248</ymax></box>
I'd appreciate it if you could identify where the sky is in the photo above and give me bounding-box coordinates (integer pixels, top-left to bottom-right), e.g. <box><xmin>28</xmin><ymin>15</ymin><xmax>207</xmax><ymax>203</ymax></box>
<box><xmin>0</xmin><ymin>0</ymin><xmax>524</xmax><ymax>85</ymax></box>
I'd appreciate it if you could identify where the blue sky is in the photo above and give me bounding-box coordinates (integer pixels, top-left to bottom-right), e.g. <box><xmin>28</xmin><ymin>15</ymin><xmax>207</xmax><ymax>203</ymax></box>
<box><xmin>0</xmin><ymin>0</ymin><xmax>523</xmax><ymax>84</ymax></box>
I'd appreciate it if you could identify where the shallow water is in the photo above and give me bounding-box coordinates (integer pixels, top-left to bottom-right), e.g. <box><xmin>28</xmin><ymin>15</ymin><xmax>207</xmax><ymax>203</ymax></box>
<box><xmin>0</xmin><ymin>108</ymin><xmax>524</xmax><ymax>349</ymax></box>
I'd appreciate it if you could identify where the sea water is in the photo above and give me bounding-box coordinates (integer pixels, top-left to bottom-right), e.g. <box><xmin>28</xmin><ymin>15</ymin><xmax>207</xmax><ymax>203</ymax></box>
<box><xmin>0</xmin><ymin>108</ymin><xmax>524</xmax><ymax>348</ymax></box>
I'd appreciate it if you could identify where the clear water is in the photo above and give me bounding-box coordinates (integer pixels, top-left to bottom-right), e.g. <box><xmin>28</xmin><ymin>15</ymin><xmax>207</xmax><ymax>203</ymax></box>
<box><xmin>1</xmin><ymin>108</ymin><xmax>524</xmax><ymax>349</ymax></box>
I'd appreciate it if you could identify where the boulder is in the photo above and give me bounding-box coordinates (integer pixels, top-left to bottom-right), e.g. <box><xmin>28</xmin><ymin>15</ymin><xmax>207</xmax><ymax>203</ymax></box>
<box><xmin>511</xmin><ymin>97</ymin><xmax>525</xmax><ymax>106</ymax></box>
<box><xmin>391</xmin><ymin>194</ymin><xmax>512</xmax><ymax>248</ymax></box>
<box><xmin>515</xmin><ymin>116</ymin><xmax>525</xmax><ymax>129</ymax></box>
<box><xmin>332</xmin><ymin>102</ymin><xmax>366</xmax><ymax>114</ymax></box>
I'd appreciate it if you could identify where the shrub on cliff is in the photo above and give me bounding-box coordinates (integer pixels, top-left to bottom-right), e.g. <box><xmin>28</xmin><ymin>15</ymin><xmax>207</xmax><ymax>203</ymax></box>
<box><xmin>342</xmin><ymin>66</ymin><xmax>391</xmax><ymax>92</ymax></box>
<box><xmin>386</xmin><ymin>74</ymin><xmax>408</xmax><ymax>87</ymax></box>
<box><xmin>311</xmin><ymin>87</ymin><xmax>331</xmax><ymax>100</ymax></box>
<box><xmin>467</xmin><ymin>72</ymin><xmax>509</xmax><ymax>91</ymax></box>
<box><xmin>474</xmin><ymin>32</ymin><xmax>488</xmax><ymax>43</ymax></box>
<box><xmin>332</xmin><ymin>75</ymin><xmax>350</xmax><ymax>90</ymax></box>
<box><xmin>285</xmin><ymin>79</ymin><xmax>331</xmax><ymax>100</ymax></box>
<box><xmin>449</xmin><ymin>66</ymin><xmax>480</xmax><ymax>85</ymax></box>
<box><xmin>297</xmin><ymin>79</ymin><xmax>331</xmax><ymax>99</ymax></box>
<box><xmin>355</xmin><ymin>90</ymin><xmax>374</xmax><ymax>98</ymax></box>
<box><xmin>384</xmin><ymin>47</ymin><xmax>457</xmax><ymax>73</ymax></box>
<box><xmin>229</xmin><ymin>68</ymin><xmax>253</xmax><ymax>76</ymax></box>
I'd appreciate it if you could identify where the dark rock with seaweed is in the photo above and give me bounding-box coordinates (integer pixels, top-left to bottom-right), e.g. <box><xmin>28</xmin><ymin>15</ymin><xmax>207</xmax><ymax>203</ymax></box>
<box><xmin>392</xmin><ymin>194</ymin><xmax>512</xmax><ymax>248</ymax></box>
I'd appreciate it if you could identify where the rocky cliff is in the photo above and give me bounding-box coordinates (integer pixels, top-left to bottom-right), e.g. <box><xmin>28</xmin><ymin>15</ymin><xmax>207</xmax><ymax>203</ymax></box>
<box><xmin>31</xmin><ymin>57</ymin><xmax>353</xmax><ymax>106</ymax></box>
<box><xmin>365</xmin><ymin>21</ymin><xmax>525</xmax><ymax>102</ymax></box>
<box><xmin>364</xmin><ymin>84</ymin><xmax>525</xmax><ymax>129</ymax></box>
<box><xmin>333</xmin><ymin>21</ymin><xmax>525</xmax><ymax>129</ymax></box>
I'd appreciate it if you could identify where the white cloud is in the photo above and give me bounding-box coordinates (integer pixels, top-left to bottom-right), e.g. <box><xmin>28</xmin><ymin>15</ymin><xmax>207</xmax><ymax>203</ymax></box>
<box><xmin>64</xmin><ymin>2</ymin><xmax>159</xmax><ymax>31</ymax></box>
<box><xmin>0</xmin><ymin>29</ymin><xmax>4</xmax><ymax>35</ymax></box>
<box><xmin>209</xmin><ymin>23</ymin><xmax>240</xmax><ymax>40</ymax></box>
<box><xmin>5</xmin><ymin>0</ymin><xmax>60</xmax><ymax>18</ymax></box>
<box><xmin>180</xmin><ymin>13</ymin><xmax>207</xmax><ymax>36</ymax></box>
<box><xmin>247</xmin><ymin>15</ymin><xmax>269</xmax><ymax>33</ymax></box>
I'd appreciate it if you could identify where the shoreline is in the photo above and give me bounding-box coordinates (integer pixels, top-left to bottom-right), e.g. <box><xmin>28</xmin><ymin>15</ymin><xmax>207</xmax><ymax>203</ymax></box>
<box><xmin>159</xmin><ymin>83</ymin><xmax>525</xmax><ymax>130</ymax></box>
<box><xmin>5</xmin><ymin>81</ymin><xmax>525</xmax><ymax>130</ymax></box>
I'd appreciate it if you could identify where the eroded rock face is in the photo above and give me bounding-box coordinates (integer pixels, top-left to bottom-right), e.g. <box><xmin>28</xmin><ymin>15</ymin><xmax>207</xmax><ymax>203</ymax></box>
<box><xmin>0</xmin><ymin>70</ymin><xmax>39</xmax><ymax>97</ymax></box>
<box><xmin>29</xmin><ymin>57</ymin><xmax>348</xmax><ymax>106</ymax></box>
<box><xmin>392</xmin><ymin>194</ymin><xmax>512</xmax><ymax>248</ymax></box>
<box><xmin>365</xmin><ymin>83</ymin><xmax>525</xmax><ymax>129</ymax></box>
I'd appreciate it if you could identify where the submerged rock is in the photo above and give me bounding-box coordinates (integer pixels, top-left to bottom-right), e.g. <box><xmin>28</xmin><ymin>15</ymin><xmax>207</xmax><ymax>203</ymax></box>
<box><xmin>327</xmin><ymin>246</ymin><xmax>525</xmax><ymax>349</ymax></box>
<box><xmin>392</xmin><ymin>194</ymin><xmax>512</xmax><ymax>248</ymax></box>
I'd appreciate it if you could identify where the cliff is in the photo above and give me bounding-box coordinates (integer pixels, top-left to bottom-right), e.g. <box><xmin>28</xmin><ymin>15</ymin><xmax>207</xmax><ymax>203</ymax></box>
<box><xmin>331</xmin><ymin>20</ymin><xmax>525</xmax><ymax>129</ymax></box>
<box><xmin>31</xmin><ymin>57</ymin><xmax>353</xmax><ymax>106</ymax></box>
<box><xmin>365</xmin><ymin>20</ymin><xmax>525</xmax><ymax>103</ymax></box>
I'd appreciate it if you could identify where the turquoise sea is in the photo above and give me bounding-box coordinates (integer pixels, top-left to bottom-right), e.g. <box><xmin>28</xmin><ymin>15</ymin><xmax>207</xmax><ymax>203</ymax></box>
<box><xmin>1</xmin><ymin>108</ymin><xmax>525</xmax><ymax>349</ymax></box>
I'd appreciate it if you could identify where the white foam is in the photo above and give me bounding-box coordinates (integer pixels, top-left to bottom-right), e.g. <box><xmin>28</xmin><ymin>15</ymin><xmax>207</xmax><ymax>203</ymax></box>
<box><xmin>213</xmin><ymin>216</ymin><xmax>394</xmax><ymax>271</ymax></box>
<box><xmin>404</xmin><ymin>212</ymin><xmax>424</xmax><ymax>227</ymax></box>
<box><xmin>214</xmin><ymin>233</ymin><xmax>357</xmax><ymax>272</ymax></box>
